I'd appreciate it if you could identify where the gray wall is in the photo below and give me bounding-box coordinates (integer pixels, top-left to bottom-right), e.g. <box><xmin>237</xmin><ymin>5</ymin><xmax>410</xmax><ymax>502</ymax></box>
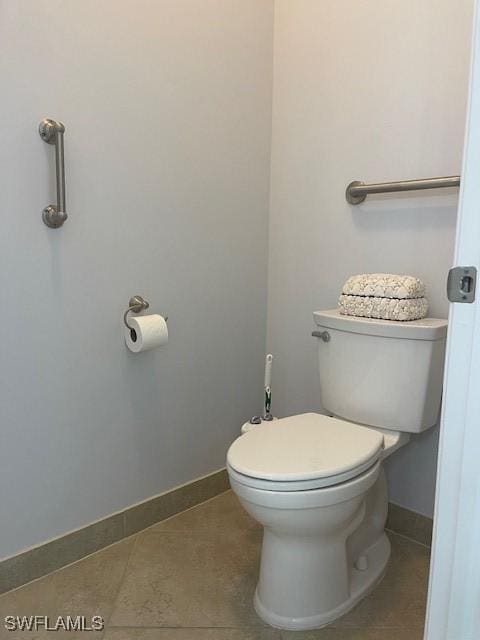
<box><xmin>1</xmin><ymin>0</ymin><xmax>473</xmax><ymax>560</ymax></box>
<box><xmin>0</xmin><ymin>0</ymin><xmax>273</xmax><ymax>559</ymax></box>
<box><xmin>267</xmin><ymin>0</ymin><xmax>473</xmax><ymax>517</ymax></box>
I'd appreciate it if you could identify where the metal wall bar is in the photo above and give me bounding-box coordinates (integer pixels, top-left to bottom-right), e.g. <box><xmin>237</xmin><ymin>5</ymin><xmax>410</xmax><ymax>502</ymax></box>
<box><xmin>39</xmin><ymin>118</ymin><xmax>68</xmax><ymax>228</ymax></box>
<box><xmin>346</xmin><ymin>175</ymin><xmax>460</xmax><ymax>204</ymax></box>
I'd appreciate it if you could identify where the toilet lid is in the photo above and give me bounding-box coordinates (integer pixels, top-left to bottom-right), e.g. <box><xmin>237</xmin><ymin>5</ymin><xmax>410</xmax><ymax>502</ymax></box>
<box><xmin>227</xmin><ymin>413</ymin><xmax>383</xmax><ymax>487</ymax></box>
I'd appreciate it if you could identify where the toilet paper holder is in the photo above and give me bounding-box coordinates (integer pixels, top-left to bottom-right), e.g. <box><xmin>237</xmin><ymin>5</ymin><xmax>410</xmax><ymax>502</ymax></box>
<box><xmin>123</xmin><ymin>296</ymin><xmax>168</xmax><ymax>331</ymax></box>
<box><xmin>124</xmin><ymin>296</ymin><xmax>149</xmax><ymax>331</ymax></box>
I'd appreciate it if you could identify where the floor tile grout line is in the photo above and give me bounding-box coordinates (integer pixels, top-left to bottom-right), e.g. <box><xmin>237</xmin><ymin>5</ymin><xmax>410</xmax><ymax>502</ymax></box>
<box><xmin>131</xmin><ymin>525</ymin><xmax>261</xmax><ymax>539</ymax></box>
<box><xmin>108</xmin><ymin>624</ymin><xmax>421</xmax><ymax>632</ymax></box>
<box><xmin>104</xmin><ymin>623</ymin><xmax>424</xmax><ymax>629</ymax></box>
<box><xmin>386</xmin><ymin>528</ymin><xmax>431</xmax><ymax>549</ymax></box>
<box><xmin>108</xmin><ymin>624</ymin><xmax>278</xmax><ymax>631</ymax></box>
<box><xmin>102</xmin><ymin>533</ymin><xmax>140</xmax><ymax>634</ymax></box>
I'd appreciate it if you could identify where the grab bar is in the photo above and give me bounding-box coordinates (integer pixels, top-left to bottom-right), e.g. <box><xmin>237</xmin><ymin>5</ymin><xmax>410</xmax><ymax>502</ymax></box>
<box><xmin>39</xmin><ymin>118</ymin><xmax>68</xmax><ymax>228</ymax></box>
<box><xmin>346</xmin><ymin>175</ymin><xmax>460</xmax><ymax>204</ymax></box>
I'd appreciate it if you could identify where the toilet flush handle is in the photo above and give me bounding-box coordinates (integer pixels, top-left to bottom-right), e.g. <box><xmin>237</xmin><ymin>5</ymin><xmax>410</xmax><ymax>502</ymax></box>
<box><xmin>312</xmin><ymin>330</ymin><xmax>330</xmax><ymax>342</ymax></box>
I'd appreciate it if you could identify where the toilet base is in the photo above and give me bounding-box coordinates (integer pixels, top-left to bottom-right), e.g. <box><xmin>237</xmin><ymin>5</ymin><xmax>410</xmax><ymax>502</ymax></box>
<box><xmin>253</xmin><ymin>532</ymin><xmax>391</xmax><ymax>631</ymax></box>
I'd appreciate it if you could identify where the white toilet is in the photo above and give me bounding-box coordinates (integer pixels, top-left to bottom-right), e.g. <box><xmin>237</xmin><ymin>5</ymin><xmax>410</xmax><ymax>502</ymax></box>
<box><xmin>227</xmin><ymin>308</ymin><xmax>448</xmax><ymax>631</ymax></box>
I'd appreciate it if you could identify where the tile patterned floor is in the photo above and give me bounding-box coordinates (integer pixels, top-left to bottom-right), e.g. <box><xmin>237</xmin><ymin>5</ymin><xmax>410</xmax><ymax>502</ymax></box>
<box><xmin>0</xmin><ymin>491</ymin><xmax>430</xmax><ymax>639</ymax></box>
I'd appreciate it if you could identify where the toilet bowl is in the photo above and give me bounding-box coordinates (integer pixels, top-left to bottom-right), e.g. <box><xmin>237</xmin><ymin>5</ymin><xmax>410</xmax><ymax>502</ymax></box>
<box><xmin>227</xmin><ymin>412</ymin><xmax>395</xmax><ymax>630</ymax></box>
<box><xmin>227</xmin><ymin>309</ymin><xmax>448</xmax><ymax>630</ymax></box>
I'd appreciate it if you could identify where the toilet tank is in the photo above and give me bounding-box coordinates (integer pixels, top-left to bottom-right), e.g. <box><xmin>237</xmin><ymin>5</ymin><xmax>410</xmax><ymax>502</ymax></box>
<box><xmin>313</xmin><ymin>309</ymin><xmax>448</xmax><ymax>432</ymax></box>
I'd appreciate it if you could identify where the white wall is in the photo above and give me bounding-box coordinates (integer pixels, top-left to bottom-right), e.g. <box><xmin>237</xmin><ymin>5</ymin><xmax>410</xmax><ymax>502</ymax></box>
<box><xmin>268</xmin><ymin>0</ymin><xmax>473</xmax><ymax>517</ymax></box>
<box><xmin>0</xmin><ymin>0</ymin><xmax>273</xmax><ymax>559</ymax></box>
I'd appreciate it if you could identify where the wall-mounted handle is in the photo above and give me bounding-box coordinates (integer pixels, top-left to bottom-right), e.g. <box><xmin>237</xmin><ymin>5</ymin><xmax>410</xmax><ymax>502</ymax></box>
<box><xmin>39</xmin><ymin>118</ymin><xmax>67</xmax><ymax>228</ymax></box>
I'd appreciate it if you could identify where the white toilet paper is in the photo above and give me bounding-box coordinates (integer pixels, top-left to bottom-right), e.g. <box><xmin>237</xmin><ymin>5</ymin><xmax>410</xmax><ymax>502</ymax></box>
<box><xmin>124</xmin><ymin>314</ymin><xmax>168</xmax><ymax>353</ymax></box>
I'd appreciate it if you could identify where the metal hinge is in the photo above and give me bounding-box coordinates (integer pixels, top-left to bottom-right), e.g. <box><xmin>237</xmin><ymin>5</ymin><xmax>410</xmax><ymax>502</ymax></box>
<box><xmin>447</xmin><ymin>266</ymin><xmax>477</xmax><ymax>303</ymax></box>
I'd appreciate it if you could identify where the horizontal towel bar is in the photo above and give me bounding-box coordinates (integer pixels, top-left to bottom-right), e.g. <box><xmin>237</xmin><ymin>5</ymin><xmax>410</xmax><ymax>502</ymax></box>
<box><xmin>346</xmin><ymin>175</ymin><xmax>460</xmax><ymax>204</ymax></box>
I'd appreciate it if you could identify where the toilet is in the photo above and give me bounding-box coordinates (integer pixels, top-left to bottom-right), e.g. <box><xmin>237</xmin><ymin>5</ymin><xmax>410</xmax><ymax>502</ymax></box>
<box><xmin>227</xmin><ymin>308</ymin><xmax>448</xmax><ymax>631</ymax></box>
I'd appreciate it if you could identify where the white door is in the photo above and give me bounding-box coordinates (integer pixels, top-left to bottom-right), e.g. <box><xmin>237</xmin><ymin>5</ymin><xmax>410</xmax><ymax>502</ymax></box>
<box><xmin>425</xmin><ymin>2</ymin><xmax>480</xmax><ymax>638</ymax></box>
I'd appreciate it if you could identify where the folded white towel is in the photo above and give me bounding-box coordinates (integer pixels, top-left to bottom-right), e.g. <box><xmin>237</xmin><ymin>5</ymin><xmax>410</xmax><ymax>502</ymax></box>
<box><xmin>339</xmin><ymin>294</ymin><xmax>428</xmax><ymax>321</ymax></box>
<box><xmin>342</xmin><ymin>273</ymin><xmax>426</xmax><ymax>299</ymax></box>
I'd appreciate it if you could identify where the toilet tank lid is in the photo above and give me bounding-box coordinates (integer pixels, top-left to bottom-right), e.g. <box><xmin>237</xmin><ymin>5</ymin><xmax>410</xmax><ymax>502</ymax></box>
<box><xmin>314</xmin><ymin>309</ymin><xmax>448</xmax><ymax>341</ymax></box>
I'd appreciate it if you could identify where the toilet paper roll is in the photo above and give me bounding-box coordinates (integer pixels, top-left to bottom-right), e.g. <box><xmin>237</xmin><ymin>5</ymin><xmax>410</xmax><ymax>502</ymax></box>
<box><xmin>124</xmin><ymin>314</ymin><xmax>168</xmax><ymax>353</ymax></box>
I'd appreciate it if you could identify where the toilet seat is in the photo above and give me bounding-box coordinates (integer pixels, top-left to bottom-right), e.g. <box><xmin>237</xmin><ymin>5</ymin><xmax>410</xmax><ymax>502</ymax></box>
<box><xmin>227</xmin><ymin>457</ymin><xmax>379</xmax><ymax>492</ymax></box>
<box><xmin>227</xmin><ymin>413</ymin><xmax>383</xmax><ymax>491</ymax></box>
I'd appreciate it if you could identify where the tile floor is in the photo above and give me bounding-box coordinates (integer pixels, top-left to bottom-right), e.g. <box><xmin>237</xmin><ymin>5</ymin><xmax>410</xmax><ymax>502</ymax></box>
<box><xmin>0</xmin><ymin>491</ymin><xmax>430</xmax><ymax>639</ymax></box>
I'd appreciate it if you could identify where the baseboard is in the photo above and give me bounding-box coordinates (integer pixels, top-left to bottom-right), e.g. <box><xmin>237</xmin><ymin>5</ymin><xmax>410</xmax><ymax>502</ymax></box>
<box><xmin>1</xmin><ymin>477</ymin><xmax>431</xmax><ymax>594</ymax></box>
<box><xmin>0</xmin><ymin>468</ymin><xmax>229</xmax><ymax>595</ymax></box>
<box><xmin>386</xmin><ymin>501</ymin><xmax>433</xmax><ymax>547</ymax></box>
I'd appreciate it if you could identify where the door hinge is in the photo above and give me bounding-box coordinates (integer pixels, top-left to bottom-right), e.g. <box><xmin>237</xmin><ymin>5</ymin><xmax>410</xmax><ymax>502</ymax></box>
<box><xmin>447</xmin><ymin>266</ymin><xmax>477</xmax><ymax>303</ymax></box>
